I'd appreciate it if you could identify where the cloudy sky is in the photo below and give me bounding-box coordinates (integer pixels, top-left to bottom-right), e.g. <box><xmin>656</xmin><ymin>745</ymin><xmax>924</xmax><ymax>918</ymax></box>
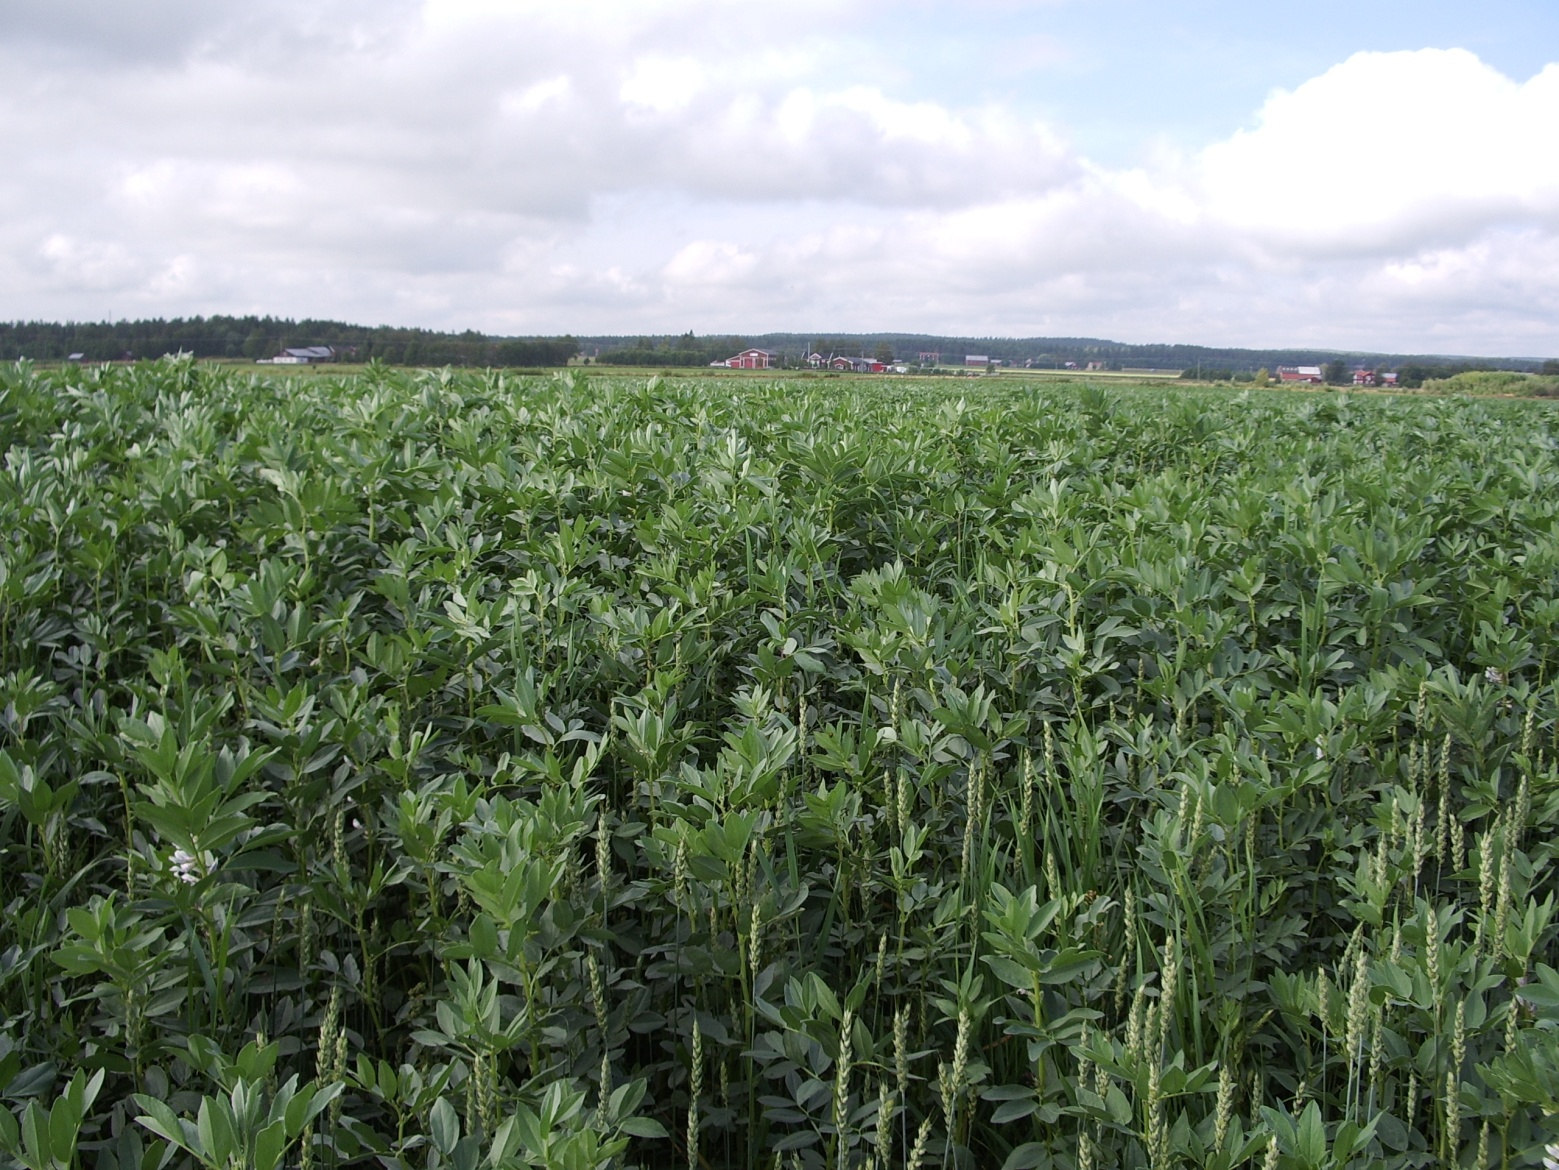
<box><xmin>4</xmin><ymin>0</ymin><xmax>1558</xmax><ymax>355</ymax></box>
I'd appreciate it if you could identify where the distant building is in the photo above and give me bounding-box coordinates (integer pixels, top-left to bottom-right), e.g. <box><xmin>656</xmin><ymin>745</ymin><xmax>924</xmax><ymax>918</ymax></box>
<box><xmin>1278</xmin><ymin>366</ymin><xmax>1324</xmax><ymax>384</ymax></box>
<box><xmin>805</xmin><ymin>352</ymin><xmax>825</xmax><ymax>368</ymax></box>
<box><xmin>917</xmin><ymin>351</ymin><xmax>940</xmax><ymax>364</ymax></box>
<box><xmin>823</xmin><ymin>356</ymin><xmax>889</xmax><ymax>373</ymax></box>
<box><xmin>965</xmin><ymin>355</ymin><xmax>989</xmax><ymax>367</ymax></box>
<box><xmin>1352</xmin><ymin>369</ymin><xmax>1377</xmax><ymax>386</ymax></box>
<box><xmin>267</xmin><ymin>346</ymin><xmax>336</xmax><ymax>365</ymax></box>
<box><xmin>724</xmin><ymin>348</ymin><xmax>772</xmax><ymax>369</ymax></box>
<box><xmin>1380</xmin><ymin>371</ymin><xmax>1399</xmax><ymax>386</ymax></box>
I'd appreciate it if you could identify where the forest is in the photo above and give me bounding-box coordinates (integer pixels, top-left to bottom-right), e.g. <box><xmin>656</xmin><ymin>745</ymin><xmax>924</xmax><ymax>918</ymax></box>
<box><xmin>0</xmin><ymin>318</ymin><xmax>576</xmax><ymax>368</ymax></box>
<box><xmin>5</xmin><ymin>319</ymin><xmax>1551</xmax><ymax>381</ymax></box>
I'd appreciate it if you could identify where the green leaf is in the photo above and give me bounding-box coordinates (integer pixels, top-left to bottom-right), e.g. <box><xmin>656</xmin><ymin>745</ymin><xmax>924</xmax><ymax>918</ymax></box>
<box><xmin>1037</xmin><ymin>948</ymin><xmax>1101</xmax><ymax>984</ymax></box>
<box><xmin>0</xmin><ymin>1107</ymin><xmax>19</xmax><ymax>1156</ymax></box>
<box><xmin>47</xmin><ymin>1095</ymin><xmax>82</xmax><ymax>1170</ymax></box>
<box><xmin>1296</xmin><ymin>1100</ymin><xmax>1326</xmax><ymax>1166</ymax></box>
<box><xmin>981</xmin><ymin>954</ymin><xmax>1036</xmax><ymax>989</ymax></box>
<box><xmin>429</xmin><ymin>1097</ymin><xmax>460</xmax><ymax>1157</ymax></box>
<box><xmin>20</xmin><ymin>1103</ymin><xmax>52</xmax><ymax>1170</ymax></box>
<box><xmin>1374</xmin><ymin>1110</ymin><xmax>1408</xmax><ymax>1152</ymax></box>
<box><xmin>283</xmin><ymin>1082</ymin><xmax>340</xmax><ymax>1136</ymax></box>
<box><xmin>469</xmin><ymin>912</ymin><xmax>499</xmax><ymax>957</ymax></box>
<box><xmin>1002</xmin><ymin>1142</ymin><xmax>1049</xmax><ymax>1169</ymax></box>
<box><xmin>253</xmin><ymin>1120</ymin><xmax>287</xmax><ymax>1170</ymax></box>
<box><xmin>990</xmin><ymin>1098</ymin><xmax>1040</xmax><ymax>1124</ymax></box>
<box><xmin>196</xmin><ymin>1097</ymin><xmax>234</xmax><ymax>1167</ymax></box>
<box><xmin>485</xmin><ymin>1117</ymin><xmax>520</xmax><ymax>1167</ymax></box>
<box><xmin>132</xmin><ymin>1097</ymin><xmax>192</xmax><ymax>1154</ymax></box>
<box><xmin>618</xmin><ymin>1117</ymin><xmax>669</xmax><ymax>1139</ymax></box>
<box><xmin>4</xmin><ymin>1063</ymin><xmax>57</xmax><ymax>1099</ymax></box>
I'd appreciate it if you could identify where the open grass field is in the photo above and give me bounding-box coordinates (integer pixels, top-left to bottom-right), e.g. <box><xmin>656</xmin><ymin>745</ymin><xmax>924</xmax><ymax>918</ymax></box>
<box><xmin>3</xmin><ymin>357</ymin><xmax>1559</xmax><ymax>1169</ymax></box>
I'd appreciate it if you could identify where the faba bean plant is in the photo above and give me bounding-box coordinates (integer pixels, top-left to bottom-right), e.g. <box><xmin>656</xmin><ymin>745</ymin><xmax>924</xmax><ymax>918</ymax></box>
<box><xmin>2</xmin><ymin>357</ymin><xmax>1558</xmax><ymax>1168</ymax></box>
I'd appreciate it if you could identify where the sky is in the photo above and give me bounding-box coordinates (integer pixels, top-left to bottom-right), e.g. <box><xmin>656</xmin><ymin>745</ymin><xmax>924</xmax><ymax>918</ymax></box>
<box><xmin>3</xmin><ymin>0</ymin><xmax>1559</xmax><ymax>356</ymax></box>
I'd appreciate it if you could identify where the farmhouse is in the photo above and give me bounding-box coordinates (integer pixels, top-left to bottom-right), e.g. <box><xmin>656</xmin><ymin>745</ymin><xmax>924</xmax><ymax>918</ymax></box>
<box><xmin>1278</xmin><ymin>366</ymin><xmax>1324</xmax><ymax>384</ymax></box>
<box><xmin>267</xmin><ymin>346</ymin><xmax>337</xmax><ymax>365</ymax></box>
<box><xmin>724</xmin><ymin>348</ymin><xmax>772</xmax><ymax>370</ymax></box>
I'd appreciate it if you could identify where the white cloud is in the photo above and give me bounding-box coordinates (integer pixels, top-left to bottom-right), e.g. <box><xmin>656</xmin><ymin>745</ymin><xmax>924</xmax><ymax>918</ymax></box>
<box><xmin>501</xmin><ymin>76</ymin><xmax>572</xmax><ymax>117</ymax></box>
<box><xmin>1196</xmin><ymin>50</ymin><xmax>1559</xmax><ymax>251</ymax></box>
<box><xmin>34</xmin><ymin>234</ymin><xmax>144</xmax><ymax>292</ymax></box>
<box><xmin>0</xmin><ymin>1</ymin><xmax>1556</xmax><ymax>357</ymax></box>
<box><xmin>619</xmin><ymin>57</ymin><xmax>706</xmax><ymax>115</ymax></box>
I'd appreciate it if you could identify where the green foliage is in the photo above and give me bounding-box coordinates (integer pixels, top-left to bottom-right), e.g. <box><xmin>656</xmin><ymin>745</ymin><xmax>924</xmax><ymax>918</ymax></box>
<box><xmin>0</xmin><ymin>318</ymin><xmax>577</xmax><ymax>366</ymax></box>
<box><xmin>0</xmin><ymin>1070</ymin><xmax>103</xmax><ymax>1170</ymax></box>
<box><xmin>1</xmin><ymin>361</ymin><xmax>1559</xmax><ymax>1168</ymax></box>
<box><xmin>1418</xmin><ymin>369</ymin><xmax>1559</xmax><ymax>397</ymax></box>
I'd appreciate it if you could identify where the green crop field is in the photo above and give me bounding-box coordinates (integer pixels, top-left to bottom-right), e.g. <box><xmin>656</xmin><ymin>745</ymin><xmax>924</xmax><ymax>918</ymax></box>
<box><xmin>3</xmin><ymin>357</ymin><xmax>1559</xmax><ymax>1169</ymax></box>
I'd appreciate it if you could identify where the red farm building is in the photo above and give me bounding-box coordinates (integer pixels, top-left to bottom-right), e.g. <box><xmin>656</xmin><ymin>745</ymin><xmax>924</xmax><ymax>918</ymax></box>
<box><xmin>1277</xmin><ymin>366</ymin><xmax>1324</xmax><ymax>384</ymax></box>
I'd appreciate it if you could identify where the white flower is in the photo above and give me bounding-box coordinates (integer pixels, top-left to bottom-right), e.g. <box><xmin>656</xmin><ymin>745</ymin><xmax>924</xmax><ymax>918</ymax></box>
<box><xmin>169</xmin><ymin>847</ymin><xmax>213</xmax><ymax>884</ymax></box>
<box><xmin>1544</xmin><ymin>1140</ymin><xmax>1559</xmax><ymax>1170</ymax></box>
<box><xmin>1484</xmin><ymin>666</ymin><xmax>1507</xmax><ymax>686</ymax></box>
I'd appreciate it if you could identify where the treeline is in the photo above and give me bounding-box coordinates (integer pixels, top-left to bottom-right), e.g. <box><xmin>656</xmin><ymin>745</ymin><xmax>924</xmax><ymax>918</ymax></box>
<box><xmin>1396</xmin><ymin>360</ymin><xmax>1549</xmax><ymax>389</ymax></box>
<box><xmin>6</xmin><ymin>318</ymin><xmax>1550</xmax><ymax>375</ymax></box>
<box><xmin>593</xmin><ymin>332</ymin><xmax>754</xmax><ymax>367</ymax></box>
<box><xmin>0</xmin><ymin>316</ymin><xmax>578</xmax><ymax>367</ymax></box>
<box><xmin>582</xmin><ymin>333</ymin><xmax>1550</xmax><ymax>377</ymax></box>
<box><xmin>1177</xmin><ymin>359</ymin><xmax>1515</xmax><ymax>388</ymax></box>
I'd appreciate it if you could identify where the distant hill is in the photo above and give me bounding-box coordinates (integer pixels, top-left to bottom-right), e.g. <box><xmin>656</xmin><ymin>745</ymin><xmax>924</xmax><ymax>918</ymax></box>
<box><xmin>589</xmin><ymin>332</ymin><xmax>1546</xmax><ymax>377</ymax></box>
<box><xmin>2</xmin><ymin>317</ymin><xmax>1548</xmax><ymax>382</ymax></box>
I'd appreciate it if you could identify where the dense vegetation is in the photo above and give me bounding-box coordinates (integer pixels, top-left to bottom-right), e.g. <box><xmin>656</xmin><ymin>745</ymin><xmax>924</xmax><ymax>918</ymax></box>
<box><xmin>580</xmin><ymin>335</ymin><xmax>1545</xmax><ymax>380</ymax></box>
<box><xmin>7</xmin><ymin>318</ymin><xmax>1550</xmax><ymax>380</ymax></box>
<box><xmin>0</xmin><ymin>320</ymin><xmax>576</xmax><ymax>368</ymax></box>
<box><xmin>3</xmin><ymin>361</ymin><xmax>1559</xmax><ymax>1169</ymax></box>
<box><xmin>594</xmin><ymin>334</ymin><xmax>756</xmax><ymax>368</ymax></box>
<box><xmin>1416</xmin><ymin>371</ymin><xmax>1559</xmax><ymax>398</ymax></box>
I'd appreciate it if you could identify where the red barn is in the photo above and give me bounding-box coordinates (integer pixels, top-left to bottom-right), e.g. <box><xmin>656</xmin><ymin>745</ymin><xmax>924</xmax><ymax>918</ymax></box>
<box><xmin>724</xmin><ymin>348</ymin><xmax>772</xmax><ymax>369</ymax></box>
<box><xmin>1278</xmin><ymin>366</ymin><xmax>1324</xmax><ymax>384</ymax></box>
